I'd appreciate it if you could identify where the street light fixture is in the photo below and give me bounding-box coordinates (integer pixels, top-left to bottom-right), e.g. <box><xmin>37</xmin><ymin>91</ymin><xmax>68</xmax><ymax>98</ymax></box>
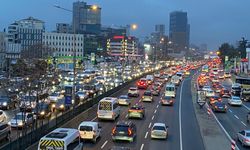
<box><xmin>131</xmin><ymin>24</ymin><xmax>138</xmax><ymax>30</ymax></box>
<box><xmin>91</xmin><ymin>5</ymin><xmax>98</xmax><ymax>11</ymax></box>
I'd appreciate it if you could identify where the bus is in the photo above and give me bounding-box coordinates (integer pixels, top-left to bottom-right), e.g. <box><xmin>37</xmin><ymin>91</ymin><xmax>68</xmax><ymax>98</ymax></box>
<box><xmin>38</xmin><ymin>128</ymin><xmax>82</xmax><ymax>150</ymax></box>
<box><xmin>235</xmin><ymin>76</ymin><xmax>250</xmax><ymax>101</ymax></box>
<box><xmin>201</xmin><ymin>65</ymin><xmax>209</xmax><ymax>73</ymax></box>
<box><xmin>97</xmin><ymin>97</ymin><xmax>120</xmax><ymax>121</ymax></box>
<box><xmin>165</xmin><ymin>84</ymin><xmax>176</xmax><ymax>98</ymax></box>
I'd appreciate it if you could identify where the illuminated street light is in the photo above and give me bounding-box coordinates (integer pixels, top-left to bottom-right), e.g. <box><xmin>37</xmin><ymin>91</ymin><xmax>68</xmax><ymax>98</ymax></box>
<box><xmin>216</xmin><ymin>51</ymin><xmax>220</xmax><ymax>55</ymax></box>
<box><xmin>131</xmin><ymin>24</ymin><xmax>138</xmax><ymax>30</ymax></box>
<box><xmin>91</xmin><ymin>5</ymin><xmax>98</xmax><ymax>11</ymax></box>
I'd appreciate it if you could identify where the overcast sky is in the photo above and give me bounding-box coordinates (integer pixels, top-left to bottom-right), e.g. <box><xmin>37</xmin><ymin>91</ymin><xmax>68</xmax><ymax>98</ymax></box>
<box><xmin>1</xmin><ymin>0</ymin><xmax>250</xmax><ymax>50</ymax></box>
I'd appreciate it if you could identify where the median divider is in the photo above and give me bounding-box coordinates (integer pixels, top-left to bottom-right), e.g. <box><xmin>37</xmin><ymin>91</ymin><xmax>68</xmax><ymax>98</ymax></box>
<box><xmin>1</xmin><ymin>67</ymin><xmax>165</xmax><ymax>150</ymax></box>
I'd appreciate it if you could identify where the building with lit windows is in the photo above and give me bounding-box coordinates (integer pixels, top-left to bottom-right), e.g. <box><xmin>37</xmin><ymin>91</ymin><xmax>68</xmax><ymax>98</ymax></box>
<box><xmin>107</xmin><ymin>36</ymin><xmax>138</xmax><ymax>58</ymax></box>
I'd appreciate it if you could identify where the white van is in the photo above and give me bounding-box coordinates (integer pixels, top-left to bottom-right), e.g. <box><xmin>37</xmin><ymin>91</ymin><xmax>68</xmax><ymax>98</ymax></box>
<box><xmin>165</xmin><ymin>84</ymin><xmax>176</xmax><ymax>98</ymax></box>
<box><xmin>146</xmin><ymin>75</ymin><xmax>154</xmax><ymax>84</ymax></box>
<box><xmin>176</xmin><ymin>72</ymin><xmax>183</xmax><ymax>81</ymax></box>
<box><xmin>38</xmin><ymin>128</ymin><xmax>82</xmax><ymax>150</ymax></box>
<box><xmin>97</xmin><ymin>97</ymin><xmax>120</xmax><ymax>121</ymax></box>
<box><xmin>78</xmin><ymin>121</ymin><xmax>101</xmax><ymax>143</ymax></box>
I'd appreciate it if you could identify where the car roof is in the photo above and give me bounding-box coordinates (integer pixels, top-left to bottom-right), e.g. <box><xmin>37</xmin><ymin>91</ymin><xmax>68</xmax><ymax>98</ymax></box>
<box><xmin>153</xmin><ymin>123</ymin><xmax>166</xmax><ymax>127</ymax></box>
<box><xmin>130</xmin><ymin>87</ymin><xmax>137</xmax><ymax>89</ymax></box>
<box><xmin>116</xmin><ymin>121</ymin><xmax>132</xmax><ymax>126</ymax></box>
<box><xmin>232</xmin><ymin>96</ymin><xmax>240</xmax><ymax>99</ymax></box>
<box><xmin>79</xmin><ymin>121</ymin><xmax>98</xmax><ymax>127</ymax></box>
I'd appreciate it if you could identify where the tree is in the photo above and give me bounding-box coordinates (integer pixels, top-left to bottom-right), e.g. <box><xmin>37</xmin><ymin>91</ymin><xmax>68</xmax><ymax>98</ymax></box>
<box><xmin>218</xmin><ymin>43</ymin><xmax>239</xmax><ymax>62</ymax></box>
<box><xmin>237</xmin><ymin>37</ymin><xmax>248</xmax><ymax>58</ymax></box>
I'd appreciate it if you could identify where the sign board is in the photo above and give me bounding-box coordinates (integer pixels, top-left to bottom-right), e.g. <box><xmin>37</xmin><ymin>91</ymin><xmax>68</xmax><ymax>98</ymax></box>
<box><xmin>65</xmin><ymin>86</ymin><xmax>73</xmax><ymax>105</ymax></box>
<box><xmin>225</xmin><ymin>56</ymin><xmax>228</xmax><ymax>62</ymax></box>
<box><xmin>197</xmin><ymin>90</ymin><xmax>206</xmax><ymax>108</ymax></box>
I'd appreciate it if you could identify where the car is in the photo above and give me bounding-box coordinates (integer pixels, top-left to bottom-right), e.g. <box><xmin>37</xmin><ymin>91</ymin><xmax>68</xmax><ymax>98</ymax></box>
<box><xmin>211</xmin><ymin>101</ymin><xmax>227</xmax><ymax>112</ymax></box>
<box><xmin>218</xmin><ymin>74</ymin><xmax>225</xmax><ymax>79</ymax></box>
<box><xmin>237</xmin><ymin>130</ymin><xmax>250</xmax><ymax>146</ymax></box>
<box><xmin>76</xmin><ymin>91</ymin><xmax>89</xmax><ymax>102</ymax></box>
<box><xmin>128</xmin><ymin>87</ymin><xmax>139</xmax><ymax>97</ymax></box>
<box><xmin>0</xmin><ymin>111</ymin><xmax>6</xmax><ymax>122</ymax></box>
<box><xmin>83</xmin><ymin>84</ymin><xmax>97</xmax><ymax>97</ymax></box>
<box><xmin>109</xmin><ymin>146</ymin><xmax>132</xmax><ymax>150</ymax></box>
<box><xmin>154</xmin><ymin>72</ymin><xmax>161</xmax><ymax>78</ymax></box>
<box><xmin>54</xmin><ymin>98</ymin><xmax>67</xmax><ymax>111</ymax></box>
<box><xmin>211</xmin><ymin>77</ymin><xmax>219</xmax><ymax>83</ymax></box>
<box><xmin>0</xmin><ymin>96</ymin><xmax>15</xmax><ymax>110</ymax></box>
<box><xmin>33</xmin><ymin>102</ymin><xmax>52</xmax><ymax>119</ymax></box>
<box><xmin>151</xmin><ymin>86</ymin><xmax>160</xmax><ymax>96</ymax></box>
<box><xmin>118</xmin><ymin>95</ymin><xmax>131</xmax><ymax>106</ymax></box>
<box><xmin>78</xmin><ymin>121</ymin><xmax>101</xmax><ymax>143</ymax></box>
<box><xmin>146</xmin><ymin>75</ymin><xmax>154</xmax><ymax>85</ymax></box>
<box><xmin>228</xmin><ymin>96</ymin><xmax>242</xmax><ymax>106</ymax></box>
<box><xmin>213</xmin><ymin>84</ymin><xmax>224</xmax><ymax>93</ymax></box>
<box><xmin>220</xmin><ymin>89</ymin><xmax>231</xmax><ymax>98</ymax></box>
<box><xmin>19</xmin><ymin>96</ymin><xmax>37</xmax><ymax>112</ymax></box>
<box><xmin>205</xmin><ymin>88</ymin><xmax>215</xmax><ymax>97</ymax></box>
<box><xmin>95</xmin><ymin>76</ymin><xmax>105</xmax><ymax>84</ymax></box>
<box><xmin>0</xmin><ymin>123</ymin><xmax>11</xmax><ymax>141</ymax></box>
<box><xmin>137</xmin><ymin>78</ymin><xmax>148</xmax><ymax>89</ymax></box>
<box><xmin>111</xmin><ymin>121</ymin><xmax>136</xmax><ymax>142</ymax></box>
<box><xmin>224</xmin><ymin>72</ymin><xmax>231</xmax><ymax>78</ymax></box>
<box><xmin>202</xmin><ymin>85</ymin><xmax>211</xmax><ymax>91</ymax></box>
<box><xmin>48</xmin><ymin>92</ymin><xmax>64</xmax><ymax>103</ymax></box>
<box><xmin>151</xmin><ymin>123</ymin><xmax>168</xmax><ymax>139</ymax></box>
<box><xmin>9</xmin><ymin>112</ymin><xmax>36</xmax><ymax>129</ymax></box>
<box><xmin>128</xmin><ymin>104</ymin><xmax>145</xmax><ymax>119</ymax></box>
<box><xmin>142</xmin><ymin>90</ymin><xmax>153</xmax><ymax>102</ymax></box>
<box><xmin>209</xmin><ymin>96</ymin><xmax>222</xmax><ymax>105</ymax></box>
<box><xmin>161</xmin><ymin>96</ymin><xmax>174</xmax><ymax>106</ymax></box>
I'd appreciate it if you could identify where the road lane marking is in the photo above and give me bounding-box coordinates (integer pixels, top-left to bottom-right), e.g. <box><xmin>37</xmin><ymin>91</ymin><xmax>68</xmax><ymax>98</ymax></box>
<box><xmin>179</xmin><ymin>80</ymin><xmax>185</xmax><ymax>150</ymax></box>
<box><xmin>241</xmin><ymin>121</ymin><xmax>247</xmax><ymax>127</ymax></box>
<box><xmin>154</xmin><ymin>110</ymin><xmax>157</xmax><ymax>114</ymax></box>
<box><xmin>148</xmin><ymin>122</ymin><xmax>152</xmax><ymax>128</ymax></box>
<box><xmin>152</xmin><ymin>116</ymin><xmax>155</xmax><ymax>120</ymax></box>
<box><xmin>140</xmin><ymin>144</ymin><xmax>144</xmax><ymax>150</ymax></box>
<box><xmin>158</xmin><ymin>101</ymin><xmax>161</xmax><ymax>104</ymax></box>
<box><xmin>125</xmin><ymin>114</ymin><xmax>128</xmax><ymax>118</ymax></box>
<box><xmin>91</xmin><ymin>116</ymin><xmax>97</xmax><ymax>121</ymax></box>
<box><xmin>156</xmin><ymin>105</ymin><xmax>159</xmax><ymax>108</ymax></box>
<box><xmin>101</xmin><ymin>141</ymin><xmax>108</xmax><ymax>149</ymax></box>
<box><xmin>144</xmin><ymin>132</ymin><xmax>148</xmax><ymax>139</ymax></box>
<box><xmin>101</xmin><ymin>140</ymin><xmax>108</xmax><ymax>149</ymax></box>
<box><xmin>243</xmin><ymin>103</ymin><xmax>250</xmax><ymax>111</ymax></box>
<box><xmin>234</xmin><ymin>115</ymin><xmax>239</xmax><ymax>120</ymax></box>
<box><xmin>228</xmin><ymin>109</ymin><xmax>232</xmax><ymax>113</ymax></box>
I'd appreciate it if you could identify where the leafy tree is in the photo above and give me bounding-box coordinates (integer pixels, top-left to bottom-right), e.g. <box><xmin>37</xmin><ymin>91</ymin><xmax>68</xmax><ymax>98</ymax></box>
<box><xmin>218</xmin><ymin>43</ymin><xmax>239</xmax><ymax>62</ymax></box>
<box><xmin>237</xmin><ymin>37</ymin><xmax>248</xmax><ymax>58</ymax></box>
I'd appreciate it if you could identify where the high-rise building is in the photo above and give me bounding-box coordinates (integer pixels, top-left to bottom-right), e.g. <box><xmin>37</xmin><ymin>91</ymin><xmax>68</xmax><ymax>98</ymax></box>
<box><xmin>56</xmin><ymin>23</ymin><xmax>71</xmax><ymax>33</ymax></box>
<box><xmin>169</xmin><ymin>11</ymin><xmax>190</xmax><ymax>52</ymax></box>
<box><xmin>72</xmin><ymin>1</ymin><xmax>101</xmax><ymax>34</ymax></box>
<box><xmin>0</xmin><ymin>32</ymin><xmax>7</xmax><ymax>70</ymax></box>
<box><xmin>8</xmin><ymin>17</ymin><xmax>45</xmax><ymax>58</ymax></box>
<box><xmin>155</xmin><ymin>24</ymin><xmax>165</xmax><ymax>36</ymax></box>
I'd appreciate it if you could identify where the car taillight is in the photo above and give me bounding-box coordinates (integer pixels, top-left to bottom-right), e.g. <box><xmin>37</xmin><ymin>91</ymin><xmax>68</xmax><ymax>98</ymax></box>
<box><xmin>128</xmin><ymin>128</ymin><xmax>132</xmax><ymax>136</ymax></box>
<box><xmin>112</xmin><ymin>127</ymin><xmax>116</xmax><ymax>135</ymax></box>
<box><xmin>245</xmin><ymin>138</ymin><xmax>250</xmax><ymax>142</ymax></box>
<box><xmin>128</xmin><ymin>109</ymin><xmax>133</xmax><ymax>112</ymax></box>
<box><xmin>218</xmin><ymin>98</ymin><xmax>222</xmax><ymax>101</ymax></box>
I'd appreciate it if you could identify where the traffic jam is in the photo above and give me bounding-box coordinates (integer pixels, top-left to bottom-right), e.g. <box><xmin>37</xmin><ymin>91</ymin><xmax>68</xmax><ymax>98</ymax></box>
<box><xmin>197</xmin><ymin>57</ymin><xmax>250</xmax><ymax>148</ymax></box>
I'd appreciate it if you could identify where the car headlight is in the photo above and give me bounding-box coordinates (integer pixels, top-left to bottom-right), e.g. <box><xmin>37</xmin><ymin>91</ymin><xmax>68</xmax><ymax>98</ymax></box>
<box><xmin>52</xmin><ymin>104</ymin><xmax>56</xmax><ymax>108</ymax></box>
<box><xmin>40</xmin><ymin>111</ymin><xmax>45</xmax><ymax>115</ymax></box>
<box><xmin>3</xmin><ymin>102</ymin><xmax>7</xmax><ymax>106</ymax></box>
<box><xmin>60</xmin><ymin>105</ymin><xmax>64</xmax><ymax>109</ymax></box>
<box><xmin>18</xmin><ymin>122</ymin><xmax>23</xmax><ymax>126</ymax></box>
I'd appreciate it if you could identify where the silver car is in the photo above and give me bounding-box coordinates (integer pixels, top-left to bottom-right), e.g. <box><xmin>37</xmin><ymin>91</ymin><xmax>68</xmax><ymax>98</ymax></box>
<box><xmin>151</xmin><ymin>123</ymin><xmax>168</xmax><ymax>139</ymax></box>
<box><xmin>238</xmin><ymin>130</ymin><xmax>250</xmax><ymax>146</ymax></box>
<box><xmin>0</xmin><ymin>110</ymin><xmax>7</xmax><ymax>122</ymax></box>
<box><xmin>118</xmin><ymin>95</ymin><xmax>131</xmax><ymax>106</ymax></box>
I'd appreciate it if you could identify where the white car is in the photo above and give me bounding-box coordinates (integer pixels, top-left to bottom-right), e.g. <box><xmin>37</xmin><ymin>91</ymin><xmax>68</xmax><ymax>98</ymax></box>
<box><xmin>202</xmin><ymin>86</ymin><xmax>211</xmax><ymax>91</ymax></box>
<box><xmin>228</xmin><ymin>96</ymin><xmax>242</xmax><ymax>106</ymax></box>
<box><xmin>142</xmin><ymin>91</ymin><xmax>153</xmax><ymax>102</ymax></box>
<box><xmin>0</xmin><ymin>110</ymin><xmax>6</xmax><ymax>122</ymax></box>
<box><xmin>78</xmin><ymin>121</ymin><xmax>101</xmax><ymax>143</ymax></box>
<box><xmin>9</xmin><ymin>112</ymin><xmax>36</xmax><ymax>128</ymax></box>
<box><xmin>118</xmin><ymin>95</ymin><xmax>131</xmax><ymax>106</ymax></box>
<box><xmin>128</xmin><ymin>87</ymin><xmax>139</xmax><ymax>97</ymax></box>
<box><xmin>206</xmin><ymin>89</ymin><xmax>215</xmax><ymax>97</ymax></box>
<box><xmin>151</xmin><ymin>123</ymin><xmax>168</xmax><ymax>139</ymax></box>
<box><xmin>48</xmin><ymin>92</ymin><xmax>64</xmax><ymax>103</ymax></box>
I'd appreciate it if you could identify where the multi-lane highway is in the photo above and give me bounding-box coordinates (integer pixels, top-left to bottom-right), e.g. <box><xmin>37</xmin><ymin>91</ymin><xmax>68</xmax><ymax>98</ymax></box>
<box><xmin>29</xmin><ymin>70</ymin><xmax>205</xmax><ymax>150</ymax></box>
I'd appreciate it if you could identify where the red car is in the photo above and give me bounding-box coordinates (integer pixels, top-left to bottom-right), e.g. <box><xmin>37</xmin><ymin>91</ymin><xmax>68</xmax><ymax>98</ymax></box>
<box><xmin>137</xmin><ymin>78</ymin><xmax>148</xmax><ymax>89</ymax></box>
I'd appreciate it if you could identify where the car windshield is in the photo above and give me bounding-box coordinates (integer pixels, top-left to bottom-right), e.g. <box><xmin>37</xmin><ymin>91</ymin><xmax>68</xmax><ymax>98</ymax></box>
<box><xmin>130</xmin><ymin>88</ymin><xmax>136</xmax><ymax>91</ymax></box>
<box><xmin>246</xmin><ymin>132</ymin><xmax>250</xmax><ymax>137</ymax></box>
<box><xmin>131</xmin><ymin>106</ymin><xmax>142</xmax><ymax>110</ymax></box>
<box><xmin>233</xmin><ymin>97</ymin><xmax>241</xmax><ymax>101</ymax></box>
<box><xmin>79</xmin><ymin>126</ymin><xmax>93</xmax><ymax>131</ymax></box>
<box><xmin>116</xmin><ymin>125</ymin><xmax>129</xmax><ymax>132</ymax></box>
<box><xmin>119</xmin><ymin>95</ymin><xmax>128</xmax><ymax>99</ymax></box>
<box><xmin>14</xmin><ymin>114</ymin><xmax>24</xmax><ymax>120</ymax></box>
<box><xmin>164</xmin><ymin>96</ymin><xmax>172</xmax><ymax>100</ymax></box>
<box><xmin>144</xmin><ymin>92</ymin><xmax>152</xmax><ymax>96</ymax></box>
<box><xmin>153</xmin><ymin>126</ymin><xmax>166</xmax><ymax>131</ymax></box>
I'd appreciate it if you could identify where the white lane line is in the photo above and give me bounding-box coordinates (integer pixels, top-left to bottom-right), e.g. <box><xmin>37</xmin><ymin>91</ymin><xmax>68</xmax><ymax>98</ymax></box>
<box><xmin>101</xmin><ymin>140</ymin><xmax>108</xmax><ymax>149</ymax></box>
<box><xmin>234</xmin><ymin>115</ymin><xmax>240</xmax><ymax>120</ymax></box>
<box><xmin>152</xmin><ymin>115</ymin><xmax>155</xmax><ymax>120</ymax></box>
<box><xmin>156</xmin><ymin>105</ymin><xmax>159</xmax><ymax>108</ymax></box>
<box><xmin>241</xmin><ymin>121</ymin><xmax>247</xmax><ymax>127</ymax></box>
<box><xmin>144</xmin><ymin>132</ymin><xmax>148</xmax><ymax>139</ymax></box>
<box><xmin>125</xmin><ymin>114</ymin><xmax>128</xmax><ymax>118</ymax></box>
<box><xmin>154</xmin><ymin>109</ymin><xmax>157</xmax><ymax>114</ymax></box>
<box><xmin>243</xmin><ymin>103</ymin><xmax>250</xmax><ymax>111</ymax></box>
<box><xmin>158</xmin><ymin>101</ymin><xmax>161</xmax><ymax>104</ymax></box>
<box><xmin>148</xmin><ymin>122</ymin><xmax>152</xmax><ymax>128</ymax></box>
<box><xmin>140</xmin><ymin>144</ymin><xmax>144</xmax><ymax>150</ymax></box>
<box><xmin>179</xmin><ymin>80</ymin><xmax>185</xmax><ymax>150</ymax></box>
<box><xmin>91</xmin><ymin>116</ymin><xmax>97</xmax><ymax>121</ymax></box>
<box><xmin>228</xmin><ymin>109</ymin><xmax>232</xmax><ymax>113</ymax></box>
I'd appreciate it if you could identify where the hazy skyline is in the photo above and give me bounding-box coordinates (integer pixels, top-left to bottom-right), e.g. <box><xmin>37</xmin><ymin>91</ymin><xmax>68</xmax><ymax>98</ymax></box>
<box><xmin>1</xmin><ymin>0</ymin><xmax>250</xmax><ymax>50</ymax></box>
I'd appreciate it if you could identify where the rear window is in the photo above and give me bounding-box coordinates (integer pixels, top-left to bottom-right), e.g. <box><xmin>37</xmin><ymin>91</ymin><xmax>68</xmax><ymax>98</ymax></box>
<box><xmin>79</xmin><ymin>126</ymin><xmax>93</xmax><ymax>131</ymax></box>
<box><xmin>153</xmin><ymin>126</ymin><xmax>166</xmax><ymax>131</ymax></box>
<box><xmin>246</xmin><ymin>133</ymin><xmax>250</xmax><ymax>137</ymax></box>
<box><xmin>131</xmin><ymin>106</ymin><xmax>142</xmax><ymax>110</ymax></box>
<box><xmin>144</xmin><ymin>92</ymin><xmax>152</xmax><ymax>96</ymax></box>
<box><xmin>99</xmin><ymin>101</ymin><xmax>112</xmax><ymax>111</ymax></box>
<box><xmin>116</xmin><ymin>125</ymin><xmax>129</xmax><ymax>132</ymax></box>
<box><xmin>166</xmin><ymin>87</ymin><xmax>174</xmax><ymax>91</ymax></box>
<box><xmin>129</xmin><ymin>88</ymin><xmax>136</xmax><ymax>91</ymax></box>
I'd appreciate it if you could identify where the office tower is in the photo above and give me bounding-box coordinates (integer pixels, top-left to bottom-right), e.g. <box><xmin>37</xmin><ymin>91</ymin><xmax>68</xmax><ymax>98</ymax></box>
<box><xmin>155</xmin><ymin>24</ymin><xmax>165</xmax><ymax>36</ymax></box>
